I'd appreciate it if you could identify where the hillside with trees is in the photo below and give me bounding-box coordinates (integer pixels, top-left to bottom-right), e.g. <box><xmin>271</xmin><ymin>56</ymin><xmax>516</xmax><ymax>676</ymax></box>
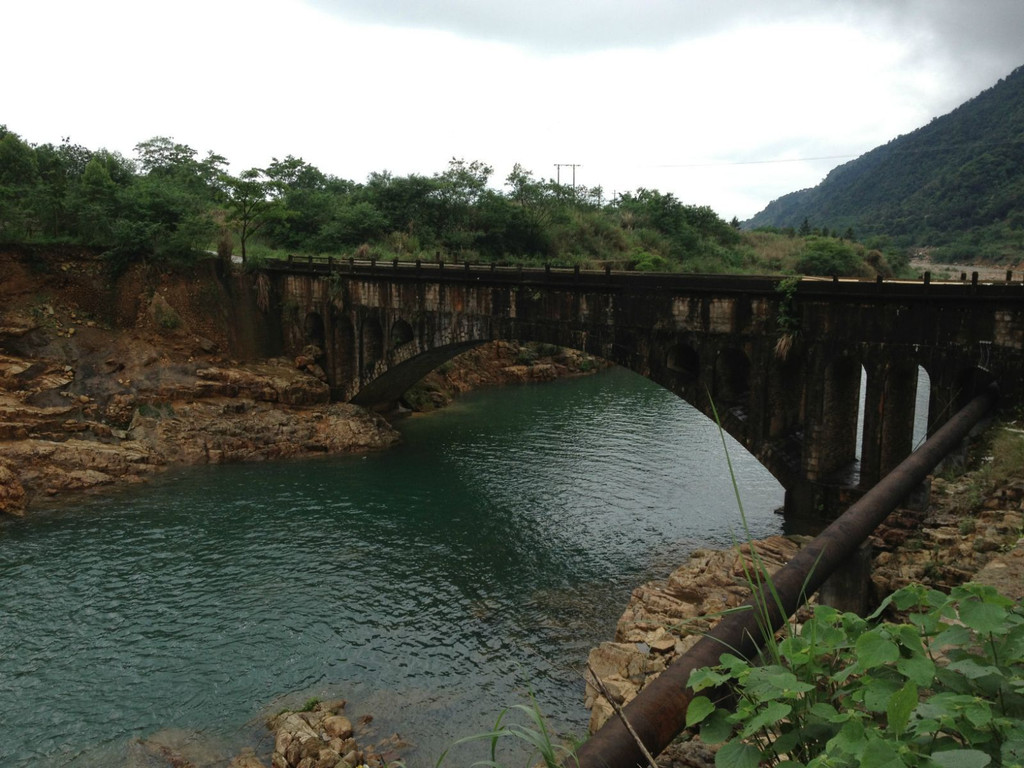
<box><xmin>0</xmin><ymin>125</ymin><xmax>911</xmax><ymax>279</ymax></box>
<box><xmin>746</xmin><ymin>65</ymin><xmax>1024</xmax><ymax>264</ymax></box>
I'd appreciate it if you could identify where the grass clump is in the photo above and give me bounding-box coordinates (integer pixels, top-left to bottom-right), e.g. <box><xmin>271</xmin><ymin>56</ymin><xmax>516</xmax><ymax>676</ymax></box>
<box><xmin>435</xmin><ymin>695</ymin><xmax>579</xmax><ymax>768</ymax></box>
<box><xmin>976</xmin><ymin>425</ymin><xmax>1024</xmax><ymax>490</ymax></box>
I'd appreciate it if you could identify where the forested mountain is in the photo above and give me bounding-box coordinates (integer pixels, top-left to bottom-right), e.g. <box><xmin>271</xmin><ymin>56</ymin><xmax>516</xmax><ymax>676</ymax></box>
<box><xmin>746</xmin><ymin>65</ymin><xmax>1024</xmax><ymax>262</ymax></box>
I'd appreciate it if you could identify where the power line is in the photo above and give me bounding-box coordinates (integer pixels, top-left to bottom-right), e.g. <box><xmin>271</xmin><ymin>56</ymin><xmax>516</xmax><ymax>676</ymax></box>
<box><xmin>648</xmin><ymin>137</ymin><xmax>1024</xmax><ymax>170</ymax></box>
<box><xmin>650</xmin><ymin>154</ymin><xmax>857</xmax><ymax>169</ymax></box>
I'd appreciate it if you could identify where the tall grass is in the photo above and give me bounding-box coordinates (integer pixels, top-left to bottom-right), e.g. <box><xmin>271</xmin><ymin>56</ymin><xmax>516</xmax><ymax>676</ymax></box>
<box><xmin>434</xmin><ymin>695</ymin><xmax>580</xmax><ymax>768</ymax></box>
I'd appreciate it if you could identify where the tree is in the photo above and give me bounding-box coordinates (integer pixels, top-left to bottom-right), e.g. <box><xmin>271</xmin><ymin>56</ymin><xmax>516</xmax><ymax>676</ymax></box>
<box><xmin>69</xmin><ymin>155</ymin><xmax>118</xmax><ymax>245</ymax></box>
<box><xmin>111</xmin><ymin>173</ymin><xmax>216</xmax><ymax>266</ymax></box>
<box><xmin>0</xmin><ymin>129</ymin><xmax>40</xmax><ymax>239</ymax></box>
<box><xmin>432</xmin><ymin>158</ymin><xmax>493</xmax><ymax>251</ymax></box>
<box><xmin>30</xmin><ymin>138</ymin><xmax>94</xmax><ymax>237</ymax></box>
<box><xmin>265</xmin><ymin>155</ymin><xmax>327</xmax><ymax>191</ymax></box>
<box><xmin>223</xmin><ymin>168</ymin><xmax>283</xmax><ymax>262</ymax></box>
<box><xmin>360</xmin><ymin>171</ymin><xmax>442</xmax><ymax>245</ymax></box>
<box><xmin>505</xmin><ymin>163</ymin><xmax>543</xmax><ymax>207</ymax></box>
<box><xmin>133</xmin><ymin>136</ymin><xmax>227</xmax><ymax>202</ymax></box>
<box><xmin>314</xmin><ymin>200</ymin><xmax>387</xmax><ymax>251</ymax></box>
<box><xmin>261</xmin><ymin>155</ymin><xmax>336</xmax><ymax>250</ymax></box>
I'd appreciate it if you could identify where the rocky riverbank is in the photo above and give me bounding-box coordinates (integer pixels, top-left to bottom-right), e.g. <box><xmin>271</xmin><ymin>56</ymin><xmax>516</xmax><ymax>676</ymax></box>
<box><xmin>0</xmin><ymin>338</ymin><xmax>402</xmax><ymax>515</ymax></box>
<box><xmin>126</xmin><ymin>698</ymin><xmax>406</xmax><ymax>768</ymax></box>
<box><xmin>0</xmin><ymin>249</ymin><xmax>602</xmax><ymax>517</ymax></box>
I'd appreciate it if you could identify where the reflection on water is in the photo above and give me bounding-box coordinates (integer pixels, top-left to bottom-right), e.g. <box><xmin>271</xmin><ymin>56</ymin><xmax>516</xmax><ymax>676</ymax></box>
<box><xmin>0</xmin><ymin>367</ymin><xmax>783</xmax><ymax>766</ymax></box>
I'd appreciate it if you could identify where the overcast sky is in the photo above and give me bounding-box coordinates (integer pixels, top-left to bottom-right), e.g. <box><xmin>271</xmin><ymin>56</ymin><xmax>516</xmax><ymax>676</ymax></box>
<box><xmin>4</xmin><ymin>0</ymin><xmax>1022</xmax><ymax>220</ymax></box>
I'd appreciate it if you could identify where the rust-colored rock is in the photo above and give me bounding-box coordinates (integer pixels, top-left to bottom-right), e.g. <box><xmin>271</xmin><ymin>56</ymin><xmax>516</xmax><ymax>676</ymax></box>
<box><xmin>0</xmin><ymin>462</ymin><xmax>26</xmax><ymax>516</ymax></box>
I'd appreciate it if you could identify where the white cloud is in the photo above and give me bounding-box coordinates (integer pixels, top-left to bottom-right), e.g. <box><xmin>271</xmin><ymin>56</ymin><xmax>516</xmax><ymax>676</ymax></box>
<box><xmin>2</xmin><ymin>0</ymin><xmax>1021</xmax><ymax>221</ymax></box>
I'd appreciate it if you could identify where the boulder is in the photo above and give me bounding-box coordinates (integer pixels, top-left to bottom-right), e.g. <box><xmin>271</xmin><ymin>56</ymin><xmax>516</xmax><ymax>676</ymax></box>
<box><xmin>322</xmin><ymin>715</ymin><xmax>353</xmax><ymax>739</ymax></box>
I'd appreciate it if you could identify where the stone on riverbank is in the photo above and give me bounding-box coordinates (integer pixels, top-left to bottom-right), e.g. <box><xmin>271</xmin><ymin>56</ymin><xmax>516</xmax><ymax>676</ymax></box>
<box><xmin>585</xmin><ymin>535</ymin><xmax>801</xmax><ymax>734</ymax></box>
<box><xmin>267</xmin><ymin>700</ymin><xmax>404</xmax><ymax>768</ymax></box>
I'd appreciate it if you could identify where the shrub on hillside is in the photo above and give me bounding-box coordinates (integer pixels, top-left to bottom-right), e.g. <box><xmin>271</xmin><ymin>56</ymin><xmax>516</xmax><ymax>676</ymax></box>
<box><xmin>795</xmin><ymin>237</ymin><xmax>863</xmax><ymax>277</ymax></box>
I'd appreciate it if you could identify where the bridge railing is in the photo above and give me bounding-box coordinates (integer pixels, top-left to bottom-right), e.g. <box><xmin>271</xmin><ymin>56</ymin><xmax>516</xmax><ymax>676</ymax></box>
<box><xmin>260</xmin><ymin>256</ymin><xmax>1024</xmax><ymax>299</ymax></box>
<box><xmin>261</xmin><ymin>255</ymin><xmax>784</xmax><ymax>294</ymax></box>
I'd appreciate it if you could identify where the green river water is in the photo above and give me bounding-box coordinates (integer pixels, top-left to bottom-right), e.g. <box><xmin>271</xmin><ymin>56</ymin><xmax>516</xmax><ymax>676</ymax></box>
<box><xmin>0</xmin><ymin>367</ymin><xmax>785</xmax><ymax>766</ymax></box>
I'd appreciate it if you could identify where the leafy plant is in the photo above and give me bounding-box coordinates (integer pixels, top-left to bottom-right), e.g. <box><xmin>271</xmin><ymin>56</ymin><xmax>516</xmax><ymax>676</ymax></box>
<box><xmin>687</xmin><ymin>582</ymin><xmax>1024</xmax><ymax>768</ymax></box>
<box><xmin>774</xmin><ymin>275</ymin><xmax>801</xmax><ymax>337</ymax></box>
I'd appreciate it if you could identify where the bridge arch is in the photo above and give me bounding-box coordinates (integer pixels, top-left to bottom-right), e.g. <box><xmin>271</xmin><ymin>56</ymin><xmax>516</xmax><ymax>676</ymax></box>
<box><xmin>859</xmin><ymin>356</ymin><xmax>920</xmax><ymax>485</ymax></box>
<box><xmin>346</xmin><ymin>321</ymin><xmax>796</xmax><ymax>490</ymax></box>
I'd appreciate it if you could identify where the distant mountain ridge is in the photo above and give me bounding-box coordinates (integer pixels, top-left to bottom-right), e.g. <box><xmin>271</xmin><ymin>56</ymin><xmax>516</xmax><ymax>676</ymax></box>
<box><xmin>745</xmin><ymin>65</ymin><xmax>1024</xmax><ymax>261</ymax></box>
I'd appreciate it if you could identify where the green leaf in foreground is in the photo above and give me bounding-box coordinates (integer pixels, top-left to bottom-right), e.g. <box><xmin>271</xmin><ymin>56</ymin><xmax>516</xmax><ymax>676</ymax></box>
<box><xmin>714</xmin><ymin>739</ymin><xmax>761</xmax><ymax>768</ymax></box>
<box><xmin>930</xmin><ymin>748</ymin><xmax>993</xmax><ymax>768</ymax></box>
<box><xmin>685</xmin><ymin>695</ymin><xmax>715</xmax><ymax>728</ymax></box>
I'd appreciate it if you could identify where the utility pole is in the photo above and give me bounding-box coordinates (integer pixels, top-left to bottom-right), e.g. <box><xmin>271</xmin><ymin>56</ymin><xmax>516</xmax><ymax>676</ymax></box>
<box><xmin>554</xmin><ymin>163</ymin><xmax>581</xmax><ymax>189</ymax></box>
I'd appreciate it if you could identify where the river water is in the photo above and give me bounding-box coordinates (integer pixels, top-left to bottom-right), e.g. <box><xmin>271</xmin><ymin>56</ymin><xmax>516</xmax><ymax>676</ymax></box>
<box><xmin>0</xmin><ymin>367</ymin><xmax>784</xmax><ymax>767</ymax></box>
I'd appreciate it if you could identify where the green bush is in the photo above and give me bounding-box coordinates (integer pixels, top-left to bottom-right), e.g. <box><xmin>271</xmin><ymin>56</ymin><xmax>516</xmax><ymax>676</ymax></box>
<box><xmin>687</xmin><ymin>582</ymin><xmax>1024</xmax><ymax>767</ymax></box>
<box><xmin>630</xmin><ymin>249</ymin><xmax>673</xmax><ymax>272</ymax></box>
<box><xmin>795</xmin><ymin>237</ymin><xmax>863</xmax><ymax>277</ymax></box>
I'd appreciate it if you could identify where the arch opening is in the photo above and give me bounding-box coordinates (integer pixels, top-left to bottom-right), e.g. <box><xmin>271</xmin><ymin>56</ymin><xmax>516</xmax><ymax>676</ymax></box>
<box><xmin>913</xmin><ymin>365</ymin><xmax>931</xmax><ymax>450</ymax></box>
<box><xmin>666</xmin><ymin>343</ymin><xmax>699</xmax><ymax>379</ymax></box>
<box><xmin>391</xmin><ymin>319</ymin><xmax>414</xmax><ymax>348</ymax></box>
<box><xmin>856</xmin><ymin>365</ymin><xmax>867</xmax><ymax>462</ymax></box>
<box><xmin>955</xmin><ymin>366</ymin><xmax>997</xmax><ymax>411</ymax></box>
<box><xmin>304</xmin><ymin>312</ymin><xmax>325</xmax><ymax>348</ymax></box>
<box><xmin>327</xmin><ymin>312</ymin><xmax>356</xmax><ymax>399</ymax></box>
<box><xmin>360</xmin><ymin>315</ymin><xmax>384</xmax><ymax>379</ymax></box>
<box><xmin>714</xmin><ymin>348</ymin><xmax>751</xmax><ymax>411</ymax></box>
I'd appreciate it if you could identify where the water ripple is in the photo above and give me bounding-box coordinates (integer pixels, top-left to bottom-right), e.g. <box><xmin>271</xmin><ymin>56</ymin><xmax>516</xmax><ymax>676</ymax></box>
<box><xmin>0</xmin><ymin>368</ymin><xmax>783</xmax><ymax>767</ymax></box>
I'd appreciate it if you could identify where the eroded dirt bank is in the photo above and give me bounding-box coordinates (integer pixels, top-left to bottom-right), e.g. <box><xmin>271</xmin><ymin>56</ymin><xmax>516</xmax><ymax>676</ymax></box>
<box><xmin>0</xmin><ymin>249</ymin><xmax>400</xmax><ymax>515</ymax></box>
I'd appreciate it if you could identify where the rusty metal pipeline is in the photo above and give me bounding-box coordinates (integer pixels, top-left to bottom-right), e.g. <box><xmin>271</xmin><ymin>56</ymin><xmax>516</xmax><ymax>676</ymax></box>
<box><xmin>572</xmin><ymin>384</ymin><xmax>998</xmax><ymax>768</ymax></box>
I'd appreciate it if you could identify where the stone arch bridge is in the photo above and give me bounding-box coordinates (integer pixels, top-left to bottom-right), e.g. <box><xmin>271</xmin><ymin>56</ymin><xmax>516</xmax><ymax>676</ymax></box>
<box><xmin>257</xmin><ymin>259</ymin><xmax>1024</xmax><ymax>514</ymax></box>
